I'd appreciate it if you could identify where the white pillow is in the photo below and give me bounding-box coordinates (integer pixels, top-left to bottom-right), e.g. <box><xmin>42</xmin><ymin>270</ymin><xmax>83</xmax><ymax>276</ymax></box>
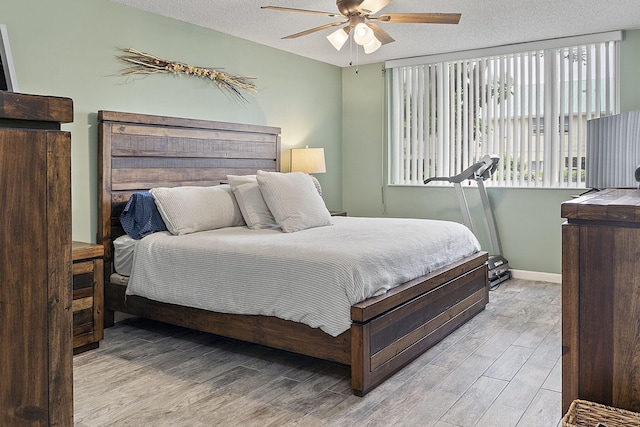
<box><xmin>227</xmin><ymin>175</ymin><xmax>279</xmax><ymax>229</ymax></box>
<box><xmin>256</xmin><ymin>170</ymin><xmax>332</xmax><ymax>233</ymax></box>
<box><xmin>150</xmin><ymin>184</ymin><xmax>244</xmax><ymax>235</ymax></box>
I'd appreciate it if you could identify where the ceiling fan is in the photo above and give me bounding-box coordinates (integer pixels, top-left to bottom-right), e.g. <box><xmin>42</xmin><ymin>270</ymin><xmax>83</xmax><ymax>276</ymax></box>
<box><xmin>262</xmin><ymin>0</ymin><xmax>461</xmax><ymax>54</ymax></box>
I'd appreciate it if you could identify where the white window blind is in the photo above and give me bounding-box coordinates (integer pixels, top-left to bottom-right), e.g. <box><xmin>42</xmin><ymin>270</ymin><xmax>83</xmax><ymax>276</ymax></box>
<box><xmin>388</xmin><ymin>33</ymin><xmax>620</xmax><ymax>187</ymax></box>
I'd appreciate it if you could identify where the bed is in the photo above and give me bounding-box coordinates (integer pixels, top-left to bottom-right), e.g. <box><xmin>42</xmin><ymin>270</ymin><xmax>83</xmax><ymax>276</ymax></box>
<box><xmin>98</xmin><ymin>110</ymin><xmax>489</xmax><ymax>396</ymax></box>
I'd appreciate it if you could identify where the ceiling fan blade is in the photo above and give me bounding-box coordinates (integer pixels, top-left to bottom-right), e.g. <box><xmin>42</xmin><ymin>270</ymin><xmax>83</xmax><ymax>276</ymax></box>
<box><xmin>367</xmin><ymin>23</ymin><xmax>395</xmax><ymax>45</ymax></box>
<box><xmin>357</xmin><ymin>0</ymin><xmax>392</xmax><ymax>15</ymax></box>
<box><xmin>375</xmin><ymin>13</ymin><xmax>461</xmax><ymax>24</ymax></box>
<box><xmin>282</xmin><ymin>21</ymin><xmax>347</xmax><ymax>39</ymax></box>
<box><xmin>261</xmin><ymin>6</ymin><xmax>340</xmax><ymax>18</ymax></box>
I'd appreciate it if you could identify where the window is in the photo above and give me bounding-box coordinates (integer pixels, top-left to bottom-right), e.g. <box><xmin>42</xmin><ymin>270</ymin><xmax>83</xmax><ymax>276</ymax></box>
<box><xmin>387</xmin><ymin>32</ymin><xmax>620</xmax><ymax>188</ymax></box>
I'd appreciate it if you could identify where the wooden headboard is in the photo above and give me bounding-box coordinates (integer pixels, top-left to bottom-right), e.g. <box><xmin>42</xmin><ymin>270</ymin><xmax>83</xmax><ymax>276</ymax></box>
<box><xmin>97</xmin><ymin>110</ymin><xmax>281</xmax><ymax>277</ymax></box>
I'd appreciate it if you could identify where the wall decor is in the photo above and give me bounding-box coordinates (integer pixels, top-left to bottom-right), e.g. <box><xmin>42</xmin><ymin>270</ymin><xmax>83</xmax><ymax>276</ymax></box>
<box><xmin>117</xmin><ymin>48</ymin><xmax>257</xmax><ymax>102</ymax></box>
<box><xmin>0</xmin><ymin>24</ymin><xmax>19</xmax><ymax>92</ymax></box>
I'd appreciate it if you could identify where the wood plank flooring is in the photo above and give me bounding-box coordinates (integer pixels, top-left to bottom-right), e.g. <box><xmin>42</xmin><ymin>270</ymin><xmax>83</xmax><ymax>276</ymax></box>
<box><xmin>73</xmin><ymin>278</ymin><xmax>562</xmax><ymax>426</ymax></box>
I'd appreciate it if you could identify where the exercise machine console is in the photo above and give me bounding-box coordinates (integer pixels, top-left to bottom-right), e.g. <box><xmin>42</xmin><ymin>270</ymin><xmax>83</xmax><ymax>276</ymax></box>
<box><xmin>424</xmin><ymin>155</ymin><xmax>511</xmax><ymax>287</ymax></box>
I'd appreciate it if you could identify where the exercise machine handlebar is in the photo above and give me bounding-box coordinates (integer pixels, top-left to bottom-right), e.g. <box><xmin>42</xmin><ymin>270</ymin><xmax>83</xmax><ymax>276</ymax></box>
<box><xmin>423</xmin><ymin>154</ymin><xmax>500</xmax><ymax>184</ymax></box>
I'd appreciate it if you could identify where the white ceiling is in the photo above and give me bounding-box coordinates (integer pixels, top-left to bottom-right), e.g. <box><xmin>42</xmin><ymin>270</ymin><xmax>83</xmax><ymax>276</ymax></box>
<box><xmin>112</xmin><ymin>0</ymin><xmax>640</xmax><ymax>67</ymax></box>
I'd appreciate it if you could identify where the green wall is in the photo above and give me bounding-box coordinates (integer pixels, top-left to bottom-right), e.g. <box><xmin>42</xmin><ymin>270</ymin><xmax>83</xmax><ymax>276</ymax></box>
<box><xmin>3</xmin><ymin>0</ymin><xmax>639</xmax><ymax>275</ymax></box>
<box><xmin>342</xmin><ymin>31</ymin><xmax>640</xmax><ymax>275</ymax></box>
<box><xmin>0</xmin><ymin>0</ymin><xmax>343</xmax><ymax>243</ymax></box>
<box><xmin>621</xmin><ymin>30</ymin><xmax>640</xmax><ymax>112</ymax></box>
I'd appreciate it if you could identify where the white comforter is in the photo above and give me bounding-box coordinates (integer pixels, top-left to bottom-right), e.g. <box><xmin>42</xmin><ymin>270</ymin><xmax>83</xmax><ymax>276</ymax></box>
<box><xmin>126</xmin><ymin>216</ymin><xmax>481</xmax><ymax>337</ymax></box>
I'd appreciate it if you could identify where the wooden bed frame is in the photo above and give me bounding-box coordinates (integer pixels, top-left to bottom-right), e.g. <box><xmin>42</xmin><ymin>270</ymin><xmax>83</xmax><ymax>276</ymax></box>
<box><xmin>97</xmin><ymin>110</ymin><xmax>489</xmax><ymax>396</ymax></box>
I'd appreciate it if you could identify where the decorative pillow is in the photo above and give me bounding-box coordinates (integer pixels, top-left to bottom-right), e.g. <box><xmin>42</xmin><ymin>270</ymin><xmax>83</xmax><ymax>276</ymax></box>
<box><xmin>227</xmin><ymin>175</ymin><xmax>279</xmax><ymax>229</ymax></box>
<box><xmin>256</xmin><ymin>170</ymin><xmax>332</xmax><ymax>233</ymax></box>
<box><xmin>119</xmin><ymin>191</ymin><xmax>168</xmax><ymax>239</ymax></box>
<box><xmin>150</xmin><ymin>184</ymin><xmax>244</xmax><ymax>235</ymax></box>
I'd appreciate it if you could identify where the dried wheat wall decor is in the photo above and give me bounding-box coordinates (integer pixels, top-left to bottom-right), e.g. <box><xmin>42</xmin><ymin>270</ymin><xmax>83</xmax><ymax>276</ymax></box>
<box><xmin>117</xmin><ymin>48</ymin><xmax>257</xmax><ymax>103</ymax></box>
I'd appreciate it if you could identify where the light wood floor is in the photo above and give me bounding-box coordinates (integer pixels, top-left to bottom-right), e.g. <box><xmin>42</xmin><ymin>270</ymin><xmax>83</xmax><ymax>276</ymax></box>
<box><xmin>73</xmin><ymin>278</ymin><xmax>562</xmax><ymax>426</ymax></box>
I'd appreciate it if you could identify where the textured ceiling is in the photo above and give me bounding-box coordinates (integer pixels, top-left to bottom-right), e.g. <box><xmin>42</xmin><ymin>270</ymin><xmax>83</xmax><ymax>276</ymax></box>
<box><xmin>112</xmin><ymin>0</ymin><xmax>640</xmax><ymax>67</ymax></box>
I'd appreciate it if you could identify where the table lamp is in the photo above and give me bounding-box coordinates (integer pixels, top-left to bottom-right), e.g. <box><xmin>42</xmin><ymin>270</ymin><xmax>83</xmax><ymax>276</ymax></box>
<box><xmin>290</xmin><ymin>146</ymin><xmax>326</xmax><ymax>174</ymax></box>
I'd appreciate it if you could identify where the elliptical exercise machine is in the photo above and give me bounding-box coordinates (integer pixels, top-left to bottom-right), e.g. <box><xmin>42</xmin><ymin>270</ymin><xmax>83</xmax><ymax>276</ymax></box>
<box><xmin>424</xmin><ymin>154</ymin><xmax>511</xmax><ymax>288</ymax></box>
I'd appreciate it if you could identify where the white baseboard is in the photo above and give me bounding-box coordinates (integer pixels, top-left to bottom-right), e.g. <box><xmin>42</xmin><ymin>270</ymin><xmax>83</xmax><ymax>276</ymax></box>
<box><xmin>510</xmin><ymin>269</ymin><xmax>561</xmax><ymax>284</ymax></box>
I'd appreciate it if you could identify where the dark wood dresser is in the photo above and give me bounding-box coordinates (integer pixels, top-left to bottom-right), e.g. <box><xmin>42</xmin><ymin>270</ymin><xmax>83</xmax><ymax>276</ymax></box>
<box><xmin>562</xmin><ymin>188</ymin><xmax>640</xmax><ymax>414</ymax></box>
<box><xmin>0</xmin><ymin>92</ymin><xmax>74</xmax><ymax>425</ymax></box>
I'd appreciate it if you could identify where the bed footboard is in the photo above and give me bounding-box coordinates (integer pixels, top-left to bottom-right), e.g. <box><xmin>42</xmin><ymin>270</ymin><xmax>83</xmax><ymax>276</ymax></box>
<box><xmin>350</xmin><ymin>252</ymin><xmax>488</xmax><ymax>396</ymax></box>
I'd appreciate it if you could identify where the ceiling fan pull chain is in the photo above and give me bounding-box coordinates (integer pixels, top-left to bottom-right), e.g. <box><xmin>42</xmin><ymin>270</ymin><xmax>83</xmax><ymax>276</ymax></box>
<box><xmin>349</xmin><ymin>32</ymin><xmax>354</xmax><ymax>69</ymax></box>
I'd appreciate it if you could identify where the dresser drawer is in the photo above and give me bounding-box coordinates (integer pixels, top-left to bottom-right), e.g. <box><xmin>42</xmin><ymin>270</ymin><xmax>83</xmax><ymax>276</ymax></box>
<box><xmin>72</xmin><ymin>242</ymin><xmax>104</xmax><ymax>354</ymax></box>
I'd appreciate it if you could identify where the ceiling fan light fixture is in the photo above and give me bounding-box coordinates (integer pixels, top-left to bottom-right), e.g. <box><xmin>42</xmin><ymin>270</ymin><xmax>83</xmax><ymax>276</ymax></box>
<box><xmin>326</xmin><ymin>27</ymin><xmax>349</xmax><ymax>51</ymax></box>
<box><xmin>263</xmin><ymin>1</ymin><xmax>461</xmax><ymax>61</ymax></box>
<box><xmin>363</xmin><ymin>36</ymin><xmax>382</xmax><ymax>54</ymax></box>
<box><xmin>353</xmin><ymin>22</ymin><xmax>374</xmax><ymax>46</ymax></box>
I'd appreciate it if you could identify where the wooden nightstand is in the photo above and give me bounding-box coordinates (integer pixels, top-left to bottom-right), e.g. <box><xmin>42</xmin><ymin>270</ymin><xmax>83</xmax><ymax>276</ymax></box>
<box><xmin>72</xmin><ymin>241</ymin><xmax>104</xmax><ymax>354</ymax></box>
<box><xmin>330</xmin><ymin>211</ymin><xmax>347</xmax><ymax>216</ymax></box>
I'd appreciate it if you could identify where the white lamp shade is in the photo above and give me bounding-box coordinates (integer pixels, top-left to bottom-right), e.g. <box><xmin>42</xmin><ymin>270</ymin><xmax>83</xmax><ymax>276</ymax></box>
<box><xmin>363</xmin><ymin>37</ymin><xmax>382</xmax><ymax>54</ymax></box>
<box><xmin>290</xmin><ymin>147</ymin><xmax>326</xmax><ymax>174</ymax></box>
<box><xmin>327</xmin><ymin>28</ymin><xmax>349</xmax><ymax>51</ymax></box>
<box><xmin>353</xmin><ymin>23</ymin><xmax>374</xmax><ymax>46</ymax></box>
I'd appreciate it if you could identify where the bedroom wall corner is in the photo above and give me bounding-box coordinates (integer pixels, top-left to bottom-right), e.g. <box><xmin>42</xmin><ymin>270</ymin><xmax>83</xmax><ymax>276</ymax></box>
<box><xmin>341</xmin><ymin>63</ymin><xmax>386</xmax><ymax>217</ymax></box>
